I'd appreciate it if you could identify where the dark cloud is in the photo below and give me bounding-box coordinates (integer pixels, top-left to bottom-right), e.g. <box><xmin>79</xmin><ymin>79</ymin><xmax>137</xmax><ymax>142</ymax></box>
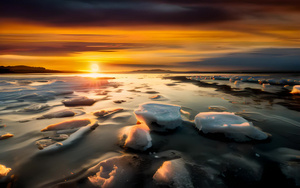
<box><xmin>176</xmin><ymin>48</ymin><xmax>300</xmax><ymax>71</ymax></box>
<box><xmin>0</xmin><ymin>42</ymin><xmax>142</xmax><ymax>55</ymax></box>
<box><xmin>0</xmin><ymin>0</ymin><xmax>239</xmax><ymax>26</ymax></box>
<box><xmin>0</xmin><ymin>41</ymin><xmax>179</xmax><ymax>55</ymax></box>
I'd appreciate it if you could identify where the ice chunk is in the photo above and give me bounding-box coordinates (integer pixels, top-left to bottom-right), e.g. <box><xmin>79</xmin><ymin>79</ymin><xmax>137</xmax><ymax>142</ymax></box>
<box><xmin>149</xmin><ymin>95</ymin><xmax>161</xmax><ymax>99</ymax></box>
<box><xmin>194</xmin><ymin>112</ymin><xmax>268</xmax><ymax>142</ymax></box>
<box><xmin>54</xmin><ymin>90</ymin><xmax>73</xmax><ymax>95</ymax></box>
<box><xmin>113</xmin><ymin>100</ymin><xmax>126</xmax><ymax>104</ymax></box>
<box><xmin>291</xmin><ymin>85</ymin><xmax>300</xmax><ymax>94</ymax></box>
<box><xmin>0</xmin><ymin>133</ymin><xmax>14</xmax><ymax>140</ymax></box>
<box><xmin>37</xmin><ymin>109</ymin><xmax>75</xmax><ymax>119</ymax></box>
<box><xmin>0</xmin><ymin>164</ymin><xmax>11</xmax><ymax>178</ymax></box>
<box><xmin>93</xmin><ymin>108</ymin><xmax>123</xmax><ymax>118</ymax></box>
<box><xmin>134</xmin><ymin>102</ymin><xmax>183</xmax><ymax>131</ymax></box>
<box><xmin>208</xmin><ymin>106</ymin><xmax>227</xmax><ymax>112</ymax></box>
<box><xmin>62</xmin><ymin>96</ymin><xmax>96</xmax><ymax>106</ymax></box>
<box><xmin>41</xmin><ymin>119</ymin><xmax>91</xmax><ymax>132</ymax></box>
<box><xmin>153</xmin><ymin>158</ymin><xmax>194</xmax><ymax>188</ymax></box>
<box><xmin>39</xmin><ymin>122</ymin><xmax>98</xmax><ymax>152</ymax></box>
<box><xmin>18</xmin><ymin>104</ymin><xmax>50</xmax><ymax>113</ymax></box>
<box><xmin>88</xmin><ymin>155</ymin><xmax>140</xmax><ymax>188</ymax></box>
<box><xmin>120</xmin><ymin>124</ymin><xmax>152</xmax><ymax>151</ymax></box>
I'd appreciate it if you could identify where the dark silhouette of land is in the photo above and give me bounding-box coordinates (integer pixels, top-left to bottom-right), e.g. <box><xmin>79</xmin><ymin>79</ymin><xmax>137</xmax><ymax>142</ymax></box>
<box><xmin>0</xmin><ymin>65</ymin><xmax>82</xmax><ymax>74</ymax></box>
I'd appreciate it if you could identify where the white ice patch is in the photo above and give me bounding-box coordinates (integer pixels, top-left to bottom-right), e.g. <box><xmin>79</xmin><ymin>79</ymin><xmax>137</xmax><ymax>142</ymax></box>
<box><xmin>291</xmin><ymin>85</ymin><xmax>300</xmax><ymax>94</ymax></box>
<box><xmin>134</xmin><ymin>102</ymin><xmax>183</xmax><ymax>131</ymax></box>
<box><xmin>194</xmin><ymin>112</ymin><xmax>268</xmax><ymax>142</ymax></box>
<box><xmin>120</xmin><ymin>124</ymin><xmax>152</xmax><ymax>151</ymax></box>
<box><xmin>153</xmin><ymin>158</ymin><xmax>194</xmax><ymax>188</ymax></box>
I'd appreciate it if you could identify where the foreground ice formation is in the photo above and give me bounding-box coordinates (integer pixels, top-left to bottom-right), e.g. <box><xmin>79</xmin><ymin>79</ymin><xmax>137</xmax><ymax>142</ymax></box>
<box><xmin>18</xmin><ymin>104</ymin><xmax>50</xmax><ymax>113</ymax></box>
<box><xmin>93</xmin><ymin>108</ymin><xmax>123</xmax><ymax>118</ymax></box>
<box><xmin>134</xmin><ymin>102</ymin><xmax>183</xmax><ymax>131</ymax></box>
<box><xmin>153</xmin><ymin>158</ymin><xmax>194</xmax><ymax>188</ymax></box>
<box><xmin>88</xmin><ymin>155</ymin><xmax>140</xmax><ymax>188</ymax></box>
<box><xmin>0</xmin><ymin>133</ymin><xmax>14</xmax><ymax>140</ymax></box>
<box><xmin>37</xmin><ymin>109</ymin><xmax>75</xmax><ymax>119</ymax></box>
<box><xmin>41</xmin><ymin>119</ymin><xmax>91</xmax><ymax>132</ymax></box>
<box><xmin>194</xmin><ymin>112</ymin><xmax>268</xmax><ymax>142</ymax></box>
<box><xmin>120</xmin><ymin>123</ymin><xmax>152</xmax><ymax>151</ymax></box>
<box><xmin>0</xmin><ymin>164</ymin><xmax>11</xmax><ymax>178</ymax></box>
<box><xmin>290</xmin><ymin>85</ymin><xmax>300</xmax><ymax>94</ymax></box>
<box><xmin>38</xmin><ymin>123</ymin><xmax>98</xmax><ymax>152</ymax></box>
<box><xmin>62</xmin><ymin>96</ymin><xmax>96</xmax><ymax>106</ymax></box>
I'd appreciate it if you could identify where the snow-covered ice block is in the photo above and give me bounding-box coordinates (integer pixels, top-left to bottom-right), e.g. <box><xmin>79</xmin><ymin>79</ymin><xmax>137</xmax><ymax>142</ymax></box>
<box><xmin>134</xmin><ymin>102</ymin><xmax>183</xmax><ymax>131</ymax></box>
<box><xmin>41</xmin><ymin>119</ymin><xmax>91</xmax><ymax>132</ymax></box>
<box><xmin>291</xmin><ymin>85</ymin><xmax>300</xmax><ymax>94</ymax></box>
<box><xmin>153</xmin><ymin>158</ymin><xmax>194</xmax><ymax>188</ymax></box>
<box><xmin>62</xmin><ymin>96</ymin><xmax>96</xmax><ymax>106</ymax></box>
<box><xmin>120</xmin><ymin>124</ymin><xmax>152</xmax><ymax>151</ymax></box>
<box><xmin>194</xmin><ymin>112</ymin><xmax>268</xmax><ymax>142</ymax></box>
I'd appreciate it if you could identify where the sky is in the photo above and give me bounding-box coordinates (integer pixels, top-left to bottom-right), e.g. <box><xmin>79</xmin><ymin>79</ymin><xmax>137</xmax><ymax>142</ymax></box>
<box><xmin>0</xmin><ymin>0</ymin><xmax>300</xmax><ymax>72</ymax></box>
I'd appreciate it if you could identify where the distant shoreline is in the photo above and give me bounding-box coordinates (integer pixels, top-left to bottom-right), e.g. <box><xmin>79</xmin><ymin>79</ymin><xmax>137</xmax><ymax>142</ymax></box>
<box><xmin>1</xmin><ymin>66</ymin><xmax>299</xmax><ymax>74</ymax></box>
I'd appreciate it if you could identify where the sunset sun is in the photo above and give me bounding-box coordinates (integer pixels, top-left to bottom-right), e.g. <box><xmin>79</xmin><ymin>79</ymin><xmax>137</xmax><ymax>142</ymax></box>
<box><xmin>90</xmin><ymin>63</ymin><xmax>100</xmax><ymax>73</ymax></box>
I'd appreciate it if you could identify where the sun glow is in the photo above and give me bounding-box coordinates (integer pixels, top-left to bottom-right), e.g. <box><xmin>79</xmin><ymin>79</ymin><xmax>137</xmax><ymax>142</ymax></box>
<box><xmin>90</xmin><ymin>63</ymin><xmax>100</xmax><ymax>73</ymax></box>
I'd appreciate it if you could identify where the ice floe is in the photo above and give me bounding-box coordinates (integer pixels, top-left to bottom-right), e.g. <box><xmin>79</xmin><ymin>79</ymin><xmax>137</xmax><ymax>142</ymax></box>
<box><xmin>134</xmin><ymin>102</ymin><xmax>183</xmax><ymax>132</ymax></box>
<box><xmin>41</xmin><ymin>119</ymin><xmax>91</xmax><ymax>132</ymax></box>
<box><xmin>37</xmin><ymin>109</ymin><xmax>75</xmax><ymax>119</ymax></box>
<box><xmin>62</xmin><ymin>96</ymin><xmax>96</xmax><ymax>106</ymax></box>
<box><xmin>0</xmin><ymin>164</ymin><xmax>11</xmax><ymax>178</ymax></box>
<box><xmin>0</xmin><ymin>133</ymin><xmax>14</xmax><ymax>140</ymax></box>
<box><xmin>120</xmin><ymin>123</ymin><xmax>152</xmax><ymax>151</ymax></box>
<box><xmin>290</xmin><ymin>85</ymin><xmax>300</xmax><ymax>94</ymax></box>
<box><xmin>208</xmin><ymin>106</ymin><xmax>228</xmax><ymax>112</ymax></box>
<box><xmin>153</xmin><ymin>158</ymin><xmax>194</xmax><ymax>188</ymax></box>
<box><xmin>194</xmin><ymin>112</ymin><xmax>269</xmax><ymax>142</ymax></box>
<box><xmin>93</xmin><ymin>108</ymin><xmax>123</xmax><ymax>118</ymax></box>
<box><xmin>17</xmin><ymin>103</ymin><xmax>50</xmax><ymax>113</ymax></box>
<box><xmin>39</xmin><ymin>123</ymin><xmax>98</xmax><ymax>152</ymax></box>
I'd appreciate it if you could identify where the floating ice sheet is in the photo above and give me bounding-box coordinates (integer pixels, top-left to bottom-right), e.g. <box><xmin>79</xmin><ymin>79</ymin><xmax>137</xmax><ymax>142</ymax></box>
<box><xmin>194</xmin><ymin>112</ymin><xmax>269</xmax><ymax>142</ymax></box>
<box><xmin>134</xmin><ymin>102</ymin><xmax>183</xmax><ymax>132</ymax></box>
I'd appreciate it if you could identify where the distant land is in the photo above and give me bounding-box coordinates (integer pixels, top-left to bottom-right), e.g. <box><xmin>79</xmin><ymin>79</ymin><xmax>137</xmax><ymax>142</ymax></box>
<box><xmin>0</xmin><ymin>65</ymin><xmax>82</xmax><ymax>74</ymax></box>
<box><xmin>1</xmin><ymin>66</ymin><xmax>300</xmax><ymax>74</ymax></box>
<box><xmin>128</xmin><ymin>69</ymin><xmax>300</xmax><ymax>74</ymax></box>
